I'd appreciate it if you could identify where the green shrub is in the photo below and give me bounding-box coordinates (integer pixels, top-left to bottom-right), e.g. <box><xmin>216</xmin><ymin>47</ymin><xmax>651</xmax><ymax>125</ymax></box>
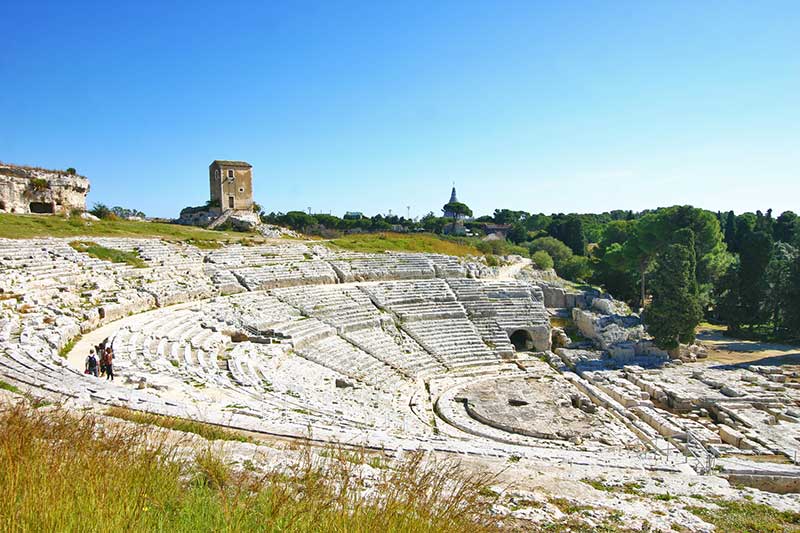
<box><xmin>89</xmin><ymin>203</ymin><xmax>112</xmax><ymax>219</ymax></box>
<box><xmin>558</xmin><ymin>255</ymin><xmax>593</xmax><ymax>282</ymax></box>
<box><xmin>28</xmin><ymin>178</ymin><xmax>49</xmax><ymax>192</ymax></box>
<box><xmin>529</xmin><ymin>236</ymin><xmax>573</xmax><ymax>265</ymax></box>
<box><xmin>531</xmin><ymin>250</ymin><xmax>554</xmax><ymax>270</ymax></box>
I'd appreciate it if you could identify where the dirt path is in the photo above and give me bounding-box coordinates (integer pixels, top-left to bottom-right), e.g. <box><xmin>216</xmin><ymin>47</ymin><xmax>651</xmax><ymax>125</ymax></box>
<box><xmin>696</xmin><ymin>325</ymin><xmax>800</xmax><ymax>365</ymax></box>
<box><xmin>497</xmin><ymin>257</ymin><xmax>532</xmax><ymax>280</ymax></box>
<box><xmin>65</xmin><ymin>300</ymin><xmax>207</xmax><ymax>371</ymax></box>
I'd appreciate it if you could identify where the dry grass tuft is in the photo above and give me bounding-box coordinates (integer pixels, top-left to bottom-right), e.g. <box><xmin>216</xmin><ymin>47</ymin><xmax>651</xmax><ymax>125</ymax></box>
<box><xmin>0</xmin><ymin>401</ymin><xmax>503</xmax><ymax>532</ymax></box>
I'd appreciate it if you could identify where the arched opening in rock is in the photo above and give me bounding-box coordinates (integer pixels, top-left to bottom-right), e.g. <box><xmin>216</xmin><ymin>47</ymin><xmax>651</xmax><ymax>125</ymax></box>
<box><xmin>510</xmin><ymin>330</ymin><xmax>531</xmax><ymax>352</ymax></box>
<box><xmin>29</xmin><ymin>202</ymin><xmax>54</xmax><ymax>214</ymax></box>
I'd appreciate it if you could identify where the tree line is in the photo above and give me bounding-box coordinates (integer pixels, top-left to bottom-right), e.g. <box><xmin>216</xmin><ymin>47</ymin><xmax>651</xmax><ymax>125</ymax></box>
<box><xmin>484</xmin><ymin>206</ymin><xmax>799</xmax><ymax>348</ymax></box>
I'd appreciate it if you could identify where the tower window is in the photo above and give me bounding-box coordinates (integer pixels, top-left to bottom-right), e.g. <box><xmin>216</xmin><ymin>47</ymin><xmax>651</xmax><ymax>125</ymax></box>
<box><xmin>227</xmin><ymin>169</ymin><xmax>234</xmax><ymax>178</ymax></box>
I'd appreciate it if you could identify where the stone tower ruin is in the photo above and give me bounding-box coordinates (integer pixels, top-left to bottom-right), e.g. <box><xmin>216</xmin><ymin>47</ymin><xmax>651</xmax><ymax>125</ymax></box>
<box><xmin>209</xmin><ymin>160</ymin><xmax>253</xmax><ymax>212</ymax></box>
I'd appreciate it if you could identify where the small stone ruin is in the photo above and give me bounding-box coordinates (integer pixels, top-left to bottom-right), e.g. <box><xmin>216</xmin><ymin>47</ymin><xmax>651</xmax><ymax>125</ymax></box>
<box><xmin>0</xmin><ymin>164</ymin><xmax>89</xmax><ymax>215</ymax></box>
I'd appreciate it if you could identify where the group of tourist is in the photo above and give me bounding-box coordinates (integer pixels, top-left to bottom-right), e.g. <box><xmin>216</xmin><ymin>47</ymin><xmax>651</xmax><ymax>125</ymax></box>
<box><xmin>84</xmin><ymin>339</ymin><xmax>114</xmax><ymax>380</ymax></box>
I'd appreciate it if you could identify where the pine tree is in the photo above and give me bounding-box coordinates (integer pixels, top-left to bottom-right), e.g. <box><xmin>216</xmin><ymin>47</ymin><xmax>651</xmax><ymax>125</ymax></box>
<box><xmin>774</xmin><ymin>211</ymin><xmax>797</xmax><ymax>243</ymax></box>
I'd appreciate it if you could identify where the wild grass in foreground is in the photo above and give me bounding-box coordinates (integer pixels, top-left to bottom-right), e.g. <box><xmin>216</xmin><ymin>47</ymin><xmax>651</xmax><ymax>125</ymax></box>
<box><xmin>0</xmin><ymin>401</ymin><xmax>501</xmax><ymax>532</ymax></box>
<box><xmin>330</xmin><ymin>232</ymin><xmax>483</xmax><ymax>257</ymax></box>
<box><xmin>105</xmin><ymin>406</ymin><xmax>253</xmax><ymax>443</ymax></box>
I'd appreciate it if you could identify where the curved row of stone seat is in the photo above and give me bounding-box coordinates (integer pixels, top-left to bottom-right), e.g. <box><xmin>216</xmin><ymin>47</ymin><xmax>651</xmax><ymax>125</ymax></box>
<box><xmin>232</xmin><ymin>262</ymin><xmax>338</xmax><ymax>290</ymax></box>
<box><xmin>294</xmin><ymin>334</ymin><xmax>405</xmax><ymax>388</ymax></box>
<box><xmin>448</xmin><ymin>278</ymin><xmax>551</xmax><ymax>352</ymax></box>
<box><xmin>342</xmin><ymin>323</ymin><xmax>446</xmax><ymax>379</ymax></box>
<box><xmin>357</xmin><ymin>280</ymin><xmax>500</xmax><ymax>367</ymax></box>
<box><xmin>90</xmin><ymin>238</ymin><xmax>206</xmax><ymax>269</ymax></box>
<box><xmin>0</xmin><ymin>307</ymin><xmax>88</xmax><ymax>400</ymax></box>
<box><xmin>225</xmin><ymin>342</ymin><xmax>427</xmax><ymax>434</ymax></box>
<box><xmin>100</xmin><ymin>304</ymin><xmax>408</xmax><ymax>434</ymax></box>
<box><xmin>401</xmin><ymin>318</ymin><xmax>499</xmax><ymax>369</ymax></box>
<box><xmin>205</xmin><ymin>243</ymin><xmax>315</xmax><ymax>267</ymax></box>
<box><xmin>328</xmin><ymin>253</ymin><xmax>437</xmax><ymax>282</ymax></box>
<box><xmin>0</xmin><ymin>239</ymin><xmax>117</xmax><ymax>290</ymax></box>
<box><xmin>271</xmin><ymin>285</ymin><xmax>383</xmax><ymax>332</ymax></box>
<box><xmin>360</xmin><ymin>278</ymin><xmax>457</xmax><ymax>307</ymax></box>
<box><xmin>108</xmin><ymin>308</ymin><xmax>227</xmax><ymax>385</ymax></box>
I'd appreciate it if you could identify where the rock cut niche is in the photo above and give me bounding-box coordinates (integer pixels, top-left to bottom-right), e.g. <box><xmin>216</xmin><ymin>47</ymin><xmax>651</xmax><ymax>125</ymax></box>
<box><xmin>29</xmin><ymin>202</ymin><xmax>54</xmax><ymax>214</ymax></box>
<box><xmin>510</xmin><ymin>329</ymin><xmax>531</xmax><ymax>351</ymax></box>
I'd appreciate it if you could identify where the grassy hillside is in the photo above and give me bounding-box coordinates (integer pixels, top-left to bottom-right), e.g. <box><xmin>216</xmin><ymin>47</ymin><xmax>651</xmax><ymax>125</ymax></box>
<box><xmin>329</xmin><ymin>232</ymin><xmax>483</xmax><ymax>256</ymax></box>
<box><xmin>0</xmin><ymin>214</ymin><xmax>265</xmax><ymax>245</ymax></box>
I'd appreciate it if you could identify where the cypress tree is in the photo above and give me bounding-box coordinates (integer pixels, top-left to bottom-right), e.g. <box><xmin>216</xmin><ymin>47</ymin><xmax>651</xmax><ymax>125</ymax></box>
<box><xmin>737</xmin><ymin>230</ymin><xmax>773</xmax><ymax>329</ymax></box>
<box><xmin>724</xmin><ymin>210</ymin><xmax>737</xmax><ymax>252</ymax></box>
<box><xmin>644</xmin><ymin>229</ymin><xmax>703</xmax><ymax>352</ymax></box>
<box><xmin>786</xmin><ymin>254</ymin><xmax>800</xmax><ymax>338</ymax></box>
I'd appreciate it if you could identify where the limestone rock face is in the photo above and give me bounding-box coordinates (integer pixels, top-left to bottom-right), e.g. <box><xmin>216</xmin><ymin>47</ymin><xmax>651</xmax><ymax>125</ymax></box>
<box><xmin>572</xmin><ymin>306</ymin><xmax>668</xmax><ymax>360</ymax></box>
<box><xmin>0</xmin><ymin>164</ymin><xmax>89</xmax><ymax>214</ymax></box>
<box><xmin>223</xmin><ymin>210</ymin><xmax>261</xmax><ymax>231</ymax></box>
<box><xmin>176</xmin><ymin>207</ymin><xmax>260</xmax><ymax>230</ymax></box>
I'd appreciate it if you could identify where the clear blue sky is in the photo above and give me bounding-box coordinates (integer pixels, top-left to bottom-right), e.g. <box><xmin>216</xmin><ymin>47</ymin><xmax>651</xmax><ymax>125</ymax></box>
<box><xmin>2</xmin><ymin>1</ymin><xmax>798</xmax><ymax>219</ymax></box>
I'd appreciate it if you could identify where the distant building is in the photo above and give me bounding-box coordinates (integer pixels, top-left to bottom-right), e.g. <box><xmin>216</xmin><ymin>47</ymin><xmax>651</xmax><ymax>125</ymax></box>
<box><xmin>442</xmin><ymin>186</ymin><xmax>465</xmax><ymax>219</ymax></box>
<box><xmin>482</xmin><ymin>223</ymin><xmax>512</xmax><ymax>239</ymax></box>
<box><xmin>344</xmin><ymin>211</ymin><xmax>364</xmax><ymax>220</ymax></box>
<box><xmin>209</xmin><ymin>160</ymin><xmax>253</xmax><ymax>212</ymax></box>
<box><xmin>178</xmin><ymin>160</ymin><xmax>258</xmax><ymax>230</ymax></box>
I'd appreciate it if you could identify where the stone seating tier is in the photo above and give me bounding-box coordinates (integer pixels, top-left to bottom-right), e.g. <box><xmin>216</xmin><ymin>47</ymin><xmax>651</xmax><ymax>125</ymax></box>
<box><xmin>328</xmin><ymin>253</ymin><xmax>437</xmax><ymax>282</ymax></box>
<box><xmin>233</xmin><ymin>262</ymin><xmax>338</xmax><ymax>290</ymax></box>
<box><xmin>295</xmin><ymin>335</ymin><xmax>404</xmax><ymax>388</ymax></box>
<box><xmin>361</xmin><ymin>279</ymin><xmax>457</xmax><ymax>307</ymax></box>
<box><xmin>204</xmin><ymin>244</ymin><xmax>313</xmax><ymax>267</ymax></box>
<box><xmin>342</xmin><ymin>326</ymin><xmax>446</xmax><ymax>378</ymax></box>
<box><xmin>271</xmin><ymin>285</ymin><xmax>382</xmax><ymax>329</ymax></box>
<box><xmin>401</xmin><ymin>318</ymin><xmax>499</xmax><ymax>367</ymax></box>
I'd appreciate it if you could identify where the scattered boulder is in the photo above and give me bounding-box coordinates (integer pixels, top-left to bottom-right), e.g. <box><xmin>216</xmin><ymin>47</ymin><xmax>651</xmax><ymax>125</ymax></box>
<box><xmin>335</xmin><ymin>378</ymin><xmax>354</xmax><ymax>389</ymax></box>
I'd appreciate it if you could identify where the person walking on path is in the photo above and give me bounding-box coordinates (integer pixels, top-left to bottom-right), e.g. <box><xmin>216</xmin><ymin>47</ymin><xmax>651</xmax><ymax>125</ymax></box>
<box><xmin>104</xmin><ymin>347</ymin><xmax>114</xmax><ymax>381</ymax></box>
<box><xmin>97</xmin><ymin>344</ymin><xmax>107</xmax><ymax>377</ymax></box>
<box><xmin>85</xmin><ymin>350</ymin><xmax>98</xmax><ymax>377</ymax></box>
